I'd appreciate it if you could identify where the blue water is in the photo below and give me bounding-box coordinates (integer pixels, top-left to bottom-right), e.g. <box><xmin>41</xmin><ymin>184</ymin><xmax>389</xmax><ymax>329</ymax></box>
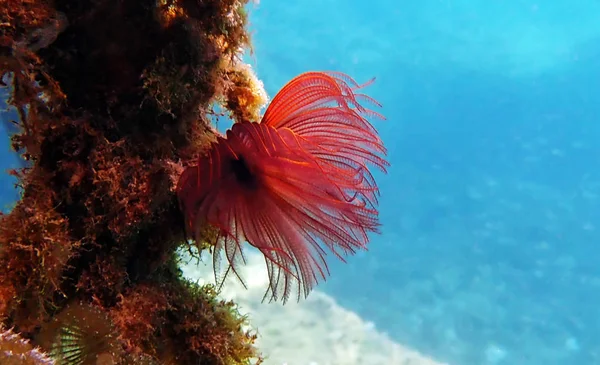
<box><xmin>248</xmin><ymin>1</ymin><xmax>600</xmax><ymax>365</ymax></box>
<box><xmin>3</xmin><ymin>1</ymin><xmax>600</xmax><ymax>364</ymax></box>
<box><xmin>0</xmin><ymin>89</ymin><xmax>21</xmax><ymax>213</ymax></box>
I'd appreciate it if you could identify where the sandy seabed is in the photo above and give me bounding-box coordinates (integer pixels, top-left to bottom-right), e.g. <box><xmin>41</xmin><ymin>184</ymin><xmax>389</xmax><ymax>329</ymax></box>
<box><xmin>179</xmin><ymin>251</ymin><xmax>448</xmax><ymax>365</ymax></box>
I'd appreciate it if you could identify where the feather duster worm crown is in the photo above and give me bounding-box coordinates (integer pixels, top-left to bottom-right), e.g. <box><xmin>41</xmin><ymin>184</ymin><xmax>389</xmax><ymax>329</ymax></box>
<box><xmin>177</xmin><ymin>71</ymin><xmax>389</xmax><ymax>303</ymax></box>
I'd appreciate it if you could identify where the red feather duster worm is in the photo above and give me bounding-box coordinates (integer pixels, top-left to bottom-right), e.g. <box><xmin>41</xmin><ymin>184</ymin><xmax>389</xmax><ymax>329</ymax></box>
<box><xmin>177</xmin><ymin>71</ymin><xmax>389</xmax><ymax>303</ymax></box>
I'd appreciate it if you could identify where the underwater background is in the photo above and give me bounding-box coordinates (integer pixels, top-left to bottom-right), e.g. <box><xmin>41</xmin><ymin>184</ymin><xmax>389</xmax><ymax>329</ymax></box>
<box><xmin>3</xmin><ymin>0</ymin><xmax>600</xmax><ymax>364</ymax></box>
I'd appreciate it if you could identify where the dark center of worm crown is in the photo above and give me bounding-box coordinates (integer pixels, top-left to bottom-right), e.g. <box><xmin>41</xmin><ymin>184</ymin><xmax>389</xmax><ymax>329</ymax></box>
<box><xmin>230</xmin><ymin>156</ymin><xmax>257</xmax><ymax>188</ymax></box>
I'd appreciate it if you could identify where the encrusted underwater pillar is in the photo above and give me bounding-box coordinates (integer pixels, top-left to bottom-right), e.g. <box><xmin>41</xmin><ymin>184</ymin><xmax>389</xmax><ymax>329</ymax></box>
<box><xmin>0</xmin><ymin>0</ymin><xmax>266</xmax><ymax>363</ymax></box>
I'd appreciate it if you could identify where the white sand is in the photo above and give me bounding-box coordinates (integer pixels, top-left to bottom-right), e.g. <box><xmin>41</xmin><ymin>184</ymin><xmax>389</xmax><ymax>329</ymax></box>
<box><xmin>179</xmin><ymin>250</ymin><xmax>448</xmax><ymax>365</ymax></box>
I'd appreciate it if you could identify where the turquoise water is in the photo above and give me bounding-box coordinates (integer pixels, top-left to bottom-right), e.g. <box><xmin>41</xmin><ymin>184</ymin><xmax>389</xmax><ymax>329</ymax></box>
<box><xmin>3</xmin><ymin>1</ymin><xmax>600</xmax><ymax>364</ymax></box>
<box><xmin>247</xmin><ymin>1</ymin><xmax>600</xmax><ymax>365</ymax></box>
<box><xmin>0</xmin><ymin>94</ymin><xmax>20</xmax><ymax>212</ymax></box>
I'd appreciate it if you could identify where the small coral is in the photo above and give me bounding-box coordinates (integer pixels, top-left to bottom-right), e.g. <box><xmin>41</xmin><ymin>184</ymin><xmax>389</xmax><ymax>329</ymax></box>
<box><xmin>0</xmin><ymin>327</ymin><xmax>54</xmax><ymax>365</ymax></box>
